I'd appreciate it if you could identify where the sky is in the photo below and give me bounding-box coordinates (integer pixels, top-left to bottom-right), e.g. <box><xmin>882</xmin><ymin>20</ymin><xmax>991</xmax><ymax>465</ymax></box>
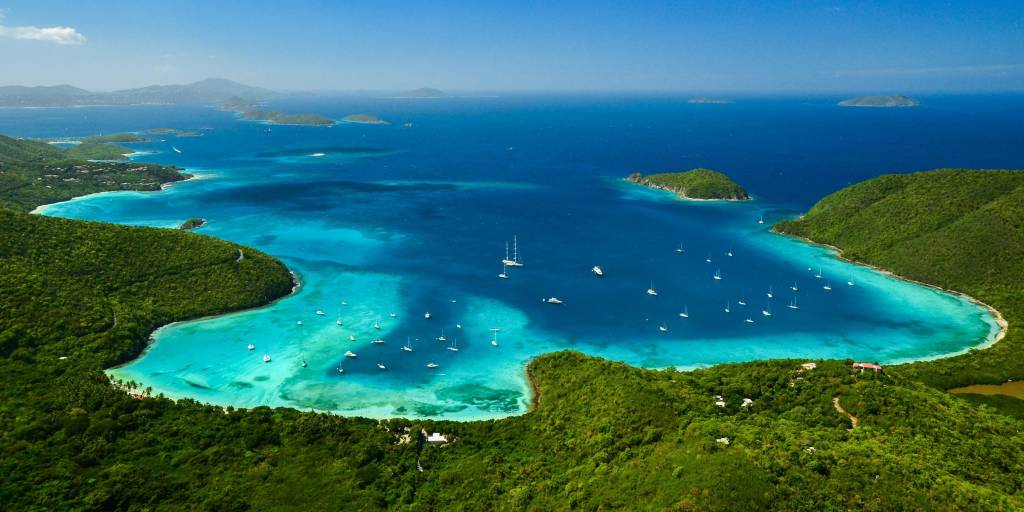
<box><xmin>0</xmin><ymin>0</ymin><xmax>1022</xmax><ymax>92</ymax></box>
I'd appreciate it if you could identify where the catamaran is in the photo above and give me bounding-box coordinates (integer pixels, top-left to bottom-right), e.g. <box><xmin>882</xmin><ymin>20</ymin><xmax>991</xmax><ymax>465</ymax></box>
<box><xmin>502</xmin><ymin>235</ymin><xmax>524</xmax><ymax>267</ymax></box>
<box><xmin>679</xmin><ymin>306</ymin><xmax>689</xmax><ymax>318</ymax></box>
<box><xmin>646</xmin><ymin>283</ymin><xmax>658</xmax><ymax>296</ymax></box>
<box><xmin>787</xmin><ymin>298</ymin><xmax>799</xmax><ymax>309</ymax></box>
<box><xmin>447</xmin><ymin>338</ymin><xmax>459</xmax><ymax>352</ymax></box>
<box><xmin>591</xmin><ymin>265</ymin><xmax>604</xmax><ymax>277</ymax></box>
<box><xmin>499</xmin><ymin>264</ymin><xmax>509</xmax><ymax>279</ymax></box>
<box><xmin>713</xmin><ymin>269</ymin><xmax>722</xmax><ymax>281</ymax></box>
<box><xmin>402</xmin><ymin>337</ymin><xmax>413</xmax><ymax>352</ymax></box>
<box><xmin>263</xmin><ymin>354</ymin><xmax>272</xmax><ymax>363</ymax></box>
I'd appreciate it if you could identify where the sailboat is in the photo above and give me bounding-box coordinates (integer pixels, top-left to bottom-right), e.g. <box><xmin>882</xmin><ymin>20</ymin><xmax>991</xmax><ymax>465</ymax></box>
<box><xmin>787</xmin><ymin>298</ymin><xmax>799</xmax><ymax>310</ymax></box>
<box><xmin>424</xmin><ymin>311</ymin><xmax>431</xmax><ymax>319</ymax></box>
<box><xmin>337</xmin><ymin>365</ymin><xmax>344</xmax><ymax>374</ymax></box>
<box><xmin>724</xmin><ymin>302</ymin><xmax>731</xmax><ymax>313</ymax></box>
<box><xmin>815</xmin><ymin>268</ymin><xmax>823</xmax><ymax>279</ymax></box>
<box><xmin>790</xmin><ymin>282</ymin><xmax>798</xmax><ymax>292</ymax></box>
<box><xmin>373</xmin><ymin>319</ymin><xmax>381</xmax><ymax>329</ymax></box>
<box><xmin>335</xmin><ymin>312</ymin><xmax>343</xmax><ymax>326</ymax></box>
<box><xmin>296</xmin><ymin>320</ymin><xmax>303</xmax><ymax>326</ymax></box>
<box><xmin>767</xmin><ymin>286</ymin><xmax>774</xmax><ymax>299</ymax></box>
<box><xmin>456</xmin><ymin>322</ymin><xmax>463</xmax><ymax>329</ymax></box>
<box><xmin>738</xmin><ymin>294</ymin><xmax>747</xmax><ymax>306</ymax></box>
<box><xmin>348</xmin><ymin>334</ymin><xmax>356</xmax><ymax>342</ymax></box>
<box><xmin>745</xmin><ymin>316</ymin><xmax>755</xmax><ymax>324</ymax></box>
<box><xmin>658</xmin><ymin>324</ymin><xmax>669</xmax><ymax>332</ymax></box>
<box><xmin>823</xmin><ymin>282</ymin><xmax>832</xmax><ymax>291</ymax></box>
<box><xmin>705</xmin><ymin>255</ymin><xmax>712</xmax><ymax>263</ymax></box>
<box><xmin>341</xmin><ymin>300</ymin><xmax>348</xmax><ymax>306</ymax></box>
<box><xmin>713</xmin><ymin>269</ymin><xmax>722</xmax><ymax>281</ymax></box>
<box><xmin>247</xmin><ymin>343</ymin><xmax>255</xmax><ymax>351</ymax></box>
<box><xmin>646</xmin><ymin>283</ymin><xmax>658</xmax><ymax>296</ymax></box>
<box><xmin>847</xmin><ymin>279</ymin><xmax>855</xmax><ymax>286</ymax></box>
<box><xmin>758</xmin><ymin>215</ymin><xmax>765</xmax><ymax>225</ymax></box>
<box><xmin>545</xmin><ymin>297</ymin><xmax>564</xmax><ymax>304</ymax></box>
<box><xmin>344</xmin><ymin>350</ymin><xmax>357</xmax><ymax>358</ymax></box>
<box><xmin>726</xmin><ymin>248</ymin><xmax>734</xmax><ymax>257</ymax></box>
<box><xmin>389</xmin><ymin>312</ymin><xmax>397</xmax><ymax>317</ymax></box>
<box><xmin>675</xmin><ymin>243</ymin><xmax>685</xmax><ymax>253</ymax></box>
<box><xmin>502</xmin><ymin>235</ymin><xmax>524</xmax><ymax>267</ymax></box>
<box><xmin>490</xmin><ymin>327</ymin><xmax>500</xmax><ymax>348</ymax></box>
<box><xmin>426</xmin><ymin>362</ymin><xmax>439</xmax><ymax>368</ymax></box>
<box><xmin>762</xmin><ymin>303</ymin><xmax>772</xmax><ymax>317</ymax></box>
<box><xmin>316</xmin><ymin>310</ymin><xmax>325</xmax><ymax>316</ymax></box>
<box><xmin>447</xmin><ymin>338</ymin><xmax>459</xmax><ymax>352</ymax></box>
<box><xmin>301</xmin><ymin>357</ymin><xmax>308</xmax><ymax>368</ymax></box>
<box><xmin>372</xmin><ymin>338</ymin><xmax>385</xmax><ymax>344</ymax></box>
<box><xmin>591</xmin><ymin>265</ymin><xmax>604</xmax><ymax>277</ymax></box>
<box><xmin>437</xmin><ymin>329</ymin><xmax>446</xmax><ymax>342</ymax></box>
<box><xmin>377</xmin><ymin>362</ymin><xmax>387</xmax><ymax>370</ymax></box>
<box><xmin>679</xmin><ymin>306</ymin><xmax>689</xmax><ymax>318</ymax></box>
<box><xmin>402</xmin><ymin>337</ymin><xmax>413</xmax><ymax>352</ymax></box>
<box><xmin>499</xmin><ymin>263</ymin><xmax>509</xmax><ymax>279</ymax></box>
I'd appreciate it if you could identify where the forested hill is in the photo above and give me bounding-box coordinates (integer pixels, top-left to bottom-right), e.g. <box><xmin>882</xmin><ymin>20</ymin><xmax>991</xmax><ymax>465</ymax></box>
<box><xmin>0</xmin><ymin>135</ymin><xmax>187</xmax><ymax>211</ymax></box>
<box><xmin>775</xmin><ymin>168</ymin><xmax>1024</xmax><ymax>389</ymax></box>
<box><xmin>628</xmin><ymin>168</ymin><xmax>750</xmax><ymax>200</ymax></box>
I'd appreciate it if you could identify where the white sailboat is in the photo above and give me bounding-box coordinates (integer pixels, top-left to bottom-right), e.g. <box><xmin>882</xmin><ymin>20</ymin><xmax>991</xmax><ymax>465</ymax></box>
<box><xmin>545</xmin><ymin>297</ymin><xmax>564</xmax><ymax>304</ymax></box>
<box><xmin>591</xmin><ymin>265</ymin><xmax>604</xmax><ymax>277</ymax></box>
<box><xmin>705</xmin><ymin>255</ymin><xmax>712</xmax><ymax>263</ymax></box>
<box><xmin>724</xmin><ymin>303</ymin><xmax>731</xmax><ymax>313</ymax></box>
<box><xmin>767</xmin><ymin>286</ymin><xmax>774</xmax><ymax>299</ymax></box>
<box><xmin>745</xmin><ymin>316</ymin><xmax>755</xmax><ymax>323</ymax></box>
<box><xmin>377</xmin><ymin>362</ymin><xmax>387</xmax><ymax>370</ymax></box>
<box><xmin>490</xmin><ymin>327</ymin><xmax>500</xmax><ymax>347</ymax></box>
<box><xmin>402</xmin><ymin>337</ymin><xmax>413</xmax><ymax>352</ymax></box>
<box><xmin>787</xmin><ymin>298</ymin><xmax>799</xmax><ymax>310</ymax></box>
<box><xmin>247</xmin><ymin>343</ymin><xmax>255</xmax><ymax>351</ymax></box>
<box><xmin>389</xmin><ymin>312</ymin><xmax>397</xmax><ymax>317</ymax></box>
<box><xmin>426</xmin><ymin>362</ymin><xmax>439</xmax><ymax>368</ymax></box>
<box><xmin>815</xmin><ymin>268</ymin><xmax>823</xmax><ymax>279</ymax></box>
<box><xmin>738</xmin><ymin>294</ymin><xmax>747</xmax><ymax>306</ymax></box>
<box><xmin>726</xmin><ymin>248</ymin><xmax>733</xmax><ymax>257</ymax></box>
<box><xmin>296</xmin><ymin>320</ymin><xmax>303</xmax><ymax>326</ymax></box>
<box><xmin>646</xmin><ymin>283</ymin><xmax>658</xmax><ymax>296</ymax></box>
<box><xmin>762</xmin><ymin>303</ymin><xmax>772</xmax><ymax>317</ymax></box>
<box><xmin>713</xmin><ymin>269</ymin><xmax>722</xmax><ymax>281</ymax></box>
<box><xmin>790</xmin><ymin>282</ymin><xmax>798</xmax><ymax>292</ymax></box>
<box><xmin>372</xmin><ymin>338</ymin><xmax>385</xmax><ymax>344</ymax></box>
<box><xmin>499</xmin><ymin>263</ymin><xmax>509</xmax><ymax>279</ymax></box>
<box><xmin>502</xmin><ymin>235</ymin><xmax>524</xmax><ymax>267</ymax></box>
<box><xmin>658</xmin><ymin>324</ymin><xmax>669</xmax><ymax>332</ymax></box>
<box><xmin>847</xmin><ymin>279</ymin><xmax>855</xmax><ymax>286</ymax></box>
<box><xmin>758</xmin><ymin>215</ymin><xmax>765</xmax><ymax>225</ymax></box>
<box><xmin>679</xmin><ymin>306</ymin><xmax>689</xmax><ymax>318</ymax></box>
<box><xmin>424</xmin><ymin>311</ymin><xmax>431</xmax><ymax>319</ymax></box>
<box><xmin>348</xmin><ymin>334</ymin><xmax>356</xmax><ymax>342</ymax></box>
<box><xmin>675</xmin><ymin>243</ymin><xmax>685</xmax><ymax>253</ymax></box>
<box><xmin>373</xmin><ymin>319</ymin><xmax>381</xmax><ymax>329</ymax></box>
<box><xmin>301</xmin><ymin>357</ymin><xmax>307</xmax><ymax>368</ymax></box>
<box><xmin>447</xmin><ymin>338</ymin><xmax>459</xmax><ymax>352</ymax></box>
<box><xmin>823</xmin><ymin>282</ymin><xmax>832</xmax><ymax>291</ymax></box>
<box><xmin>337</xmin><ymin>365</ymin><xmax>344</xmax><ymax>374</ymax></box>
<box><xmin>437</xmin><ymin>329</ymin><xmax>447</xmax><ymax>342</ymax></box>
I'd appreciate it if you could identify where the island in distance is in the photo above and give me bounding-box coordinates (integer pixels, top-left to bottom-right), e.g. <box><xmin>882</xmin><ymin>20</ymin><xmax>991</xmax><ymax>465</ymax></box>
<box><xmin>838</xmin><ymin>95</ymin><xmax>920</xmax><ymax>107</ymax></box>
<box><xmin>687</xmin><ymin>97</ymin><xmax>734</xmax><ymax>105</ymax></box>
<box><xmin>342</xmin><ymin>114</ymin><xmax>390</xmax><ymax>125</ymax></box>
<box><xmin>216</xmin><ymin>97</ymin><xmax>335</xmax><ymax>126</ymax></box>
<box><xmin>627</xmin><ymin>168</ymin><xmax>750</xmax><ymax>200</ymax></box>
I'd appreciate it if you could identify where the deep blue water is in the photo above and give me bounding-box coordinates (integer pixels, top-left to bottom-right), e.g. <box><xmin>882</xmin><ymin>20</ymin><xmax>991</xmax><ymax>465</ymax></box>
<box><xmin>3</xmin><ymin>94</ymin><xmax>1019</xmax><ymax>419</ymax></box>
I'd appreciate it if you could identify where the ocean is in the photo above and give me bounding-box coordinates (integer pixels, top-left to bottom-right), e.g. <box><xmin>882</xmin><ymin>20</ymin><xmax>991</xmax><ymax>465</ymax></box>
<box><xmin>4</xmin><ymin>93</ymin><xmax>1020</xmax><ymax>419</ymax></box>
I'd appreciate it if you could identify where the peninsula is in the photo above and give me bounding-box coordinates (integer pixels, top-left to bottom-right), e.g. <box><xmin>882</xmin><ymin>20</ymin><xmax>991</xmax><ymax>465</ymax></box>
<box><xmin>627</xmin><ymin>168</ymin><xmax>750</xmax><ymax>200</ymax></box>
<box><xmin>342</xmin><ymin>113</ymin><xmax>390</xmax><ymax>125</ymax></box>
<box><xmin>838</xmin><ymin>95</ymin><xmax>920</xmax><ymax>107</ymax></box>
<box><xmin>217</xmin><ymin>96</ymin><xmax>335</xmax><ymax>126</ymax></box>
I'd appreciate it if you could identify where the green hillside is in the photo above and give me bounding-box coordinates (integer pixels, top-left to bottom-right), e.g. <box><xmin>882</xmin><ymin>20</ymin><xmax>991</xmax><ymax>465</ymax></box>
<box><xmin>628</xmin><ymin>168</ymin><xmax>750</xmax><ymax>200</ymax></box>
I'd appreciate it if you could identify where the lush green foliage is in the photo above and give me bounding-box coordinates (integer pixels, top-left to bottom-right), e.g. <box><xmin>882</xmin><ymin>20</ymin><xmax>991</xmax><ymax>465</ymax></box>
<box><xmin>65</xmin><ymin>141</ymin><xmax>132</xmax><ymax>161</ymax></box>
<box><xmin>241</xmin><ymin>110</ymin><xmax>336</xmax><ymax>126</ymax></box>
<box><xmin>0</xmin><ymin>135</ymin><xmax>187</xmax><ymax>212</ymax></box>
<box><xmin>775</xmin><ymin>169</ymin><xmax>1024</xmax><ymax>389</ymax></box>
<box><xmin>628</xmin><ymin>168</ymin><xmax>750</xmax><ymax>200</ymax></box>
<box><xmin>76</xmin><ymin>133</ymin><xmax>148</xmax><ymax>144</ymax></box>
<box><xmin>342</xmin><ymin>114</ymin><xmax>390</xmax><ymax>125</ymax></box>
<box><xmin>179</xmin><ymin>217</ymin><xmax>208</xmax><ymax>230</ymax></box>
<box><xmin>2</xmin><ymin>165</ymin><xmax>1024</xmax><ymax>510</ymax></box>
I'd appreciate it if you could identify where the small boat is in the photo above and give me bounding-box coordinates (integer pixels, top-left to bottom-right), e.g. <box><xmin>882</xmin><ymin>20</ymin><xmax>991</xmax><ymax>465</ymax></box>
<box><xmin>758</xmin><ymin>215</ymin><xmax>765</xmax><ymax>225</ymax></box>
<box><xmin>263</xmin><ymin>354</ymin><xmax>272</xmax><ymax>363</ymax></box>
<box><xmin>726</xmin><ymin>248</ymin><xmax>733</xmax><ymax>257</ymax></box>
<box><xmin>491</xmin><ymin>337</ymin><xmax>498</xmax><ymax>347</ymax></box>
<box><xmin>301</xmin><ymin>358</ymin><xmax>308</xmax><ymax>368</ymax></box>
<box><xmin>424</xmin><ymin>311</ymin><xmax>431</xmax><ymax>319</ymax></box>
<box><xmin>337</xmin><ymin>366</ymin><xmax>344</xmax><ymax>374</ymax></box>
<box><xmin>713</xmin><ymin>269</ymin><xmax>722</xmax><ymax>281</ymax></box>
<box><xmin>847</xmin><ymin>280</ymin><xmax>855</xmax><ymax>286</ymax></box>
<box><xmin>316</xmin><ymin>310</ymin><xmax>325</xmax><ymax>316</ymax></box>
<box><xmin>389</xmin><ymin>312</ymin><xmax>397</xmax><ymax>318</ymax></box>
<box><xmin>745</xmin><ymin>316</ymin><xmax>755</xmax><ymax>324</ymax></box>
<box><xmin>646</xmin><ymin>283</ymin><xmax>658</xmax><ymax>296</ymax></box>
<box><xmin>790</xmin><ymin>282</ymin><xmax>798</xmax><ymax>292</ymax></box>
<box><xmin>490</xmin><ymin>327</ymin><xmax>500</xmax><ymax>346</ymax></box>
<box><xmin>705</xmin><ymin>255</ymin><xmax>712</xmax><ymax>263</ymax></box>
<box><xmin>679</xmin><ymin>306</ymin><xmax>689</xmax><ymax>318</ymax></box>
<box><xmin>373</xmin><ymin>320</ymin><xmax>381</xmax><ymax>329</ymax></box>
<box><xmin>658</xmin><ymin>324</ymin><xmax>669</xmax><ymax>332</ymax></box>
<box><xmin>172</xmin><ymin>146</ymin><xmax>182</xmax><ymax>154</ymax></box>
<box><xmin>675</xmin><ymin>243</ymin><xmax>685</xmax><ymax>254</ymax></box>
<box><xmin>296</xmin><ymin>320</ymin><xmax>303</xmax><ymax>326</ymax></box>
<box><xmin>823</xmin><ymin>282</ymin><xmax>832</xmax><ymax>291</ymax></box>
<box><xmin>738</xmin><ymin>295</ymin><xmax>747</xmax><ymax>306</ymax></box>
<box><xmin>545</xmin><ymin>297</ymin><xmax>564</xmax><ymax>304</ymax></box>
<box><xmin>348</xmin><ymin>334</ymin><xmax>356</xmax><ymax>342</ymax></box>
<box><xmin>724</xmin><ymin>303</ymin><xmax>731</xmax><ymax>313</ymax></box>
<box><xmin>787</xmin><ymin>298</ymin><xmax>799</xmax><ymax>310</ymax></box>
<box><xmin>426</xmin><ymin>362</ymin><xmax>439</xmax><ymax>368</ymax></box>
<box><xmin>437</xmin><ymin>329</ymin><xmax>447</xmax><ymax>342</ymax></box>
<box><xmin>815</xmin><ymin>268</ymin><xmax>823</xmax><ymax>279</ymax></box>
<box><xmin>499</xmin><ymin>263</ymin><xmax>509</xmax><ymax>279</ymax></box>
<box><xmin>247</xmin><ymin>343</ymin><xmax>255</xmax><ymax>351</ymax></box>
<box><xmin>341</xmin><ymin>300</ymin><xmax>348</xmax><ymax>306</ymax></box>
<box><xmin>377</xmin><ymin>362</ymin><xmax>386</xmax><ymax>370</ymax></box>
<box><xmin>762</xmin><ymin>304</ymin><xmax>772</xmax><ymax>317</ymax></box>
<box><xmin>372</xmin><ymin>338</ymin><xmax>385</xmax><ymax>344</ymax></box>
<box><xmin>447</xmin><ymin>338</ymin><xmax>459</xmax><ymax>352</ymax></box>
<box><xmin>767</xmin><ymin>286</ymin><xmax>774</xmax><ymax>299</ymax></box>
<box><xmin>402</xmin><ymin>337</ymin><xmax>413</xmax><ymax>352</ymax></box>
<box><xmin>456</xmin><ymin>323</ymin><xmax>463</xmax><ymax>329</ymax></box>
<box><xmin>591</xmin><ymin>265</ymin><xmax>604</xmax><ymax>277</ymax></box>
<box><xmin>344</xmin><ymin>350</ymin><xmax>357</xmax><ymax>358</ymax></box>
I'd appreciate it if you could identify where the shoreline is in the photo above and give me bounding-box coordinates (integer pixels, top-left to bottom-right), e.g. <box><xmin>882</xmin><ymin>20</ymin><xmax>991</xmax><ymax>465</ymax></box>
<box><xmin>622</xmin><ymin>177</ymin><xmax>752</xmax><ymax>202</ymax></box>
<box><xmin>773</xmin><ymin>230</ymin><xmax>1008</xmax><ymax>361</ymax></box>
<box><xmin>30</xmin><ymin>170</ymin><xmax>211</xmax><ymax>216</ymax></box>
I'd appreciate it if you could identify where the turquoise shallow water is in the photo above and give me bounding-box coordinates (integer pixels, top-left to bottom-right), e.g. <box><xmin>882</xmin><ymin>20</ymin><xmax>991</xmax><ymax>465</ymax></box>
<box><xmin>8</xmin><ymin>95</ymin><xmax>1013</xmax><ymax>420</ymax></box>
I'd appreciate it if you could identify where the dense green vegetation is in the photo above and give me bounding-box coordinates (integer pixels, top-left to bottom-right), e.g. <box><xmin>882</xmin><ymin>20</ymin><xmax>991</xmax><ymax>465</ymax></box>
<box><xmin>628</xmin><ymin>168</ymin><xmax>750</xmax><ymax>200</ymax></box>
<box><xmin>0</xmin><ymin>135</ymin><xmax>187</xmax><ymax>212</ymax></box>
<box><xmin>65</xmin><ymin>141</ymin><xmax>133</xmax><ymax>161</ymax></box>
<box><xmin>217</xmin><ymin>96</ymin><xmax>335</xmax><ymax>126</ymax></box>
<box><xmin>342</xmin><ymin>113</ymin><xmax>390</xmax><ymax>125</ymax></box>
<box><xmin>2</xmin><ymin>156</ymin><xmax>1023</xmax><ymax>509</ymax></box>
<box><xmin>179</xmin><ymin>217</ymin><xmax>207</xmax><ymax>230</ymax></box>
<box><xmin>775</xmin><ymin>169</ymin><xmax>1024</xmax><ymax>390</ymax></box>
<box><xmin>76</xmin><ymin>133</ymin><xmax>148</xmax><ymax>144</ymax></box>
<box><xmin>145</xmin><ymin>128</ymin><xmax>202</xmax><ymax>137</ymax></box>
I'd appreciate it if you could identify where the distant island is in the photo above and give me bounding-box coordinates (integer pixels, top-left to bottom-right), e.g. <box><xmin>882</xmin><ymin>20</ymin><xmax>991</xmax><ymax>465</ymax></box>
<box><xmin>838</xmin><ymin>95</ymin><xmax>920</xmax><ymax>108</ymax></box>
<box><xmin>0</xmin><ymin>78</ymin><xmax>273</xmax><ymax>108</ymax></box>
<box><xmin>399</xmin><ymin>87</ymin><xmax>446</xmax><ymax>98</ymax></box>
<box><xmin>342</xmin><ymin>114</ymin><xmax>390</xmax><ymax>125</ymax></box>
<box><xmin>627</xmin><ymin>168</ymin><xmax>750</xmax><ymax>200</ymax></box>
<box><xmin>217</xmin><ymin>97</ymin><xmax>335</xmax><ymax>126</ymax></box>
<box><xmin>178</xmin><ymin>217</ymin><xmax>207</xmax><ymax>230</ymax></box>
<box><xmin>145</xmin><ymin>128</ymin><xmax>202</xmax><ymax>137</ymax></box>
<box><xmin>688</xmin><ymin>97</ymin><xmax>734</xmax><ymax>105</ymax></box>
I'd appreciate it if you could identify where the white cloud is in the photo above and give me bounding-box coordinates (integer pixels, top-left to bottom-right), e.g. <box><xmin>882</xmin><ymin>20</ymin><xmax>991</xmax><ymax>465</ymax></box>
<box><xmin>0</xmin><ymin>23</ymin><xmax>86</xmax><ymax>45</ymax></box>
